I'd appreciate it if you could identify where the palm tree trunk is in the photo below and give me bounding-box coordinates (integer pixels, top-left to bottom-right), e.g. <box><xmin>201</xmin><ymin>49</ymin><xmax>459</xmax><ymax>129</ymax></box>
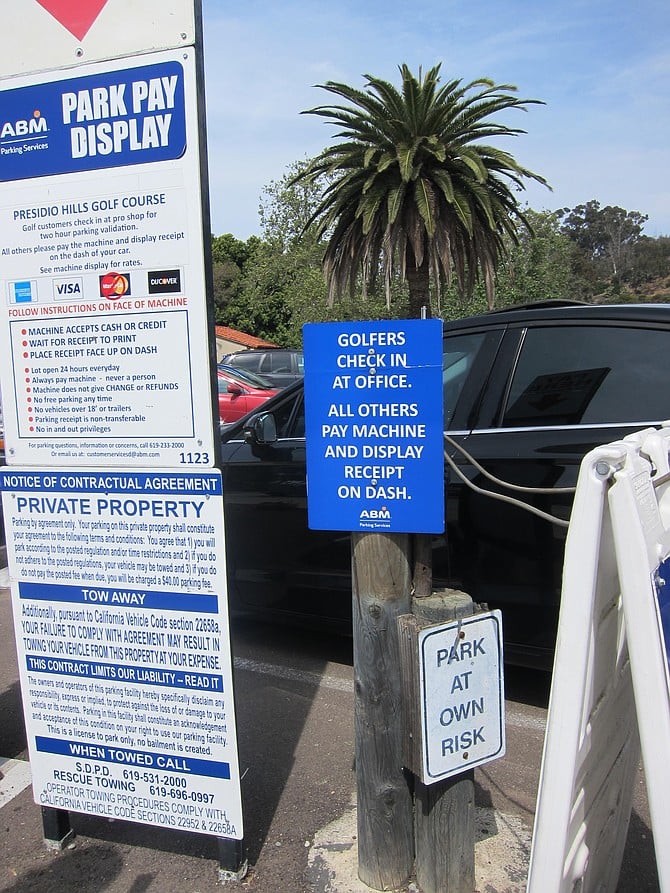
<box><xmin>406</xmin><ymin>253</ymin><xmax>431</xmax><ymax>318</ymax></box>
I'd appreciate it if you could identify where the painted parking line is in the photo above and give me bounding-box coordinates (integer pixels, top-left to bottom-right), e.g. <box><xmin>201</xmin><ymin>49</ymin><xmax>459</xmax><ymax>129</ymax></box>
<box><xmin>233</xmin><ymin>656</ymin><xmax>354</xmax><ymax>693</ymax></box>
<box><xmin>0</xmin><ymin>758</ymin><xmax>32</xmax><ymax>808</ymax></box>
<box><xmin>232</xmin><ymin>657</ymin><xmax>547</xmax><ymax>733</ymax></box>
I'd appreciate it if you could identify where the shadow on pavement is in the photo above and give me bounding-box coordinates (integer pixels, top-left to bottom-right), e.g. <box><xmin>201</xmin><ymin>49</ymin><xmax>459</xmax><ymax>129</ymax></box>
<box><xmin>0</xmin><ymin>843</ymin><xmax>124</xmax><ymax>893</ymax></box>
<box><xmin>228</xmin><ymin>617</ymin><xmax>354</xmax><ymax>866</ymax></box>
<box><xmin>0</xmin><ymin>680</ymin><xmax>26</xmax><ymax>759</ymax></box>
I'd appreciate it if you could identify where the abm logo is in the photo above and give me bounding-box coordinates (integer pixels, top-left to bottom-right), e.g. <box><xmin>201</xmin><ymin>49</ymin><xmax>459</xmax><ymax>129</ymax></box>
<box><xmin>1</xmin><ymin>110</ymin><xmax>48</xmax><ymax>140</ymax></box>
<box><xmin>359</xmin><ymin>507</ymin><xmax>391</xmax><ymax>521</ymax></box>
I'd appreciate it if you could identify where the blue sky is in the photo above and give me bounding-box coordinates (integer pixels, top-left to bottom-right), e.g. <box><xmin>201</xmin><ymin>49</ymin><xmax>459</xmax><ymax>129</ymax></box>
<box><xmin>201</xmin><ymin>0</ymin><xmax>670</xmax><ymax>240</ymax></box>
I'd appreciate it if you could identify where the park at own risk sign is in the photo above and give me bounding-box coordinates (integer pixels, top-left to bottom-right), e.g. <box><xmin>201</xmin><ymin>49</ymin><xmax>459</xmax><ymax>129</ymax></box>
<box><xmin>419</xmin><ymin>611</ymin><xmax>505</xmax><ymax>783</ymax></box>
<box><xmin>303</xmin><ymin>319</ymin><xmax>444</xmax><ymax>534</ymax></box>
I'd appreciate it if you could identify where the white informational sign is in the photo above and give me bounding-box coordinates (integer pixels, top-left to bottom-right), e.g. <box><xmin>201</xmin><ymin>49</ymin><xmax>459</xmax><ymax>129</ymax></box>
<box><xmin>0</xmin><ymin>2</ymin><xmax>196</xmax><ymax>77</ymax></box>
<box><xmin>1</xmin><ymin>467</ymin><xmax>243</xmax><ymax>838</ymax></box>
<box><xmin>0</xmin><ymin>0</ymin><xmax>243</xmax><ymax>849</ymax></box>
<box><xmin>0</xmin><ymin>48</ymin><xmax>216</xmax><ymax>468</ymax></box>
<box><xmin>418</xmin><ymin>611</ymin><xmax>505</xmax><ymax>784</ymax></box>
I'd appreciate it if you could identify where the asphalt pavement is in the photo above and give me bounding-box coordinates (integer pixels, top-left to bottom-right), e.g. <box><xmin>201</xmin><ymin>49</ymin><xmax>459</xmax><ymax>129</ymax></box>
<box><xmin>0</xmin><ymin>560</ymin><xmax>660</xmax><ymax>892</ymax></box>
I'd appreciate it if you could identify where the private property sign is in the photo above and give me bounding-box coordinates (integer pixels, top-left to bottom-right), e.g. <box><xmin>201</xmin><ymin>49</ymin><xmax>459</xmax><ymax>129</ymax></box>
<box><xmin>1</xmin><ymin>467</ymin><xmax>242</xmax><ymax>837</ymax></box>
<box><xmin>303</xmin><ymin>319</ymin><xmax>444</xmax><ymax>534</ymax></box>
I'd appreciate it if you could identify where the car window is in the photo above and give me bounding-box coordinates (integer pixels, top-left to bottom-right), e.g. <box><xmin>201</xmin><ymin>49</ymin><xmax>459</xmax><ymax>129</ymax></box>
<box><xmin>219</xmin><ymin>365</ymin><xmax>273</xmax><ymax>389</ymax></box>
<box><xmin>269</xmin><ymin>352</ymin><xmax>292</xmax><ymax>373</ymax></box>
<box><xmin>442</xmin><ymin>332</ymin><xmax>489</xmax><ymax>428</ymax></box>
<box><xmin>229</xmin><ymin>353</ymin><xmax>258</xmax><ymax>372</ymax></box>
<box><xmin>272</xmin><ymin>390</ymin><xmax>305</xmax><ymax>438</ymax></box>
<box><xmin>503</xmin><ymin>324</ymin><xmax>670</xmax><ymax>427</ymax></box>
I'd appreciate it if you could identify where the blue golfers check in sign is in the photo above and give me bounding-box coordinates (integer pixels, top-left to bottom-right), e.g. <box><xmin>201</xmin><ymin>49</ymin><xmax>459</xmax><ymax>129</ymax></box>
<box><xmin>303</xmin><ymin>319</ymin><xmax>444</xmax><ymax>534</ymax></box>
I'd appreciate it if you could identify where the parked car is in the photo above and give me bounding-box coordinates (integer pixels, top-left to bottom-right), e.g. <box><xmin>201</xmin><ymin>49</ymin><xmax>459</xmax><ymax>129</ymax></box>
<box><xmin>220</xmin><ymin>348</ymin><xmax>304</xmax><ymax>389</ymax></box>
<box><xmin>219</xmin><ymin>302</ymin><xmax>670</xmax><ymax>669</ymax></box>
<box><xmin>216</xmin><ymin>367</ymin><xmax>279</xmax><ymax>423</ymax></box>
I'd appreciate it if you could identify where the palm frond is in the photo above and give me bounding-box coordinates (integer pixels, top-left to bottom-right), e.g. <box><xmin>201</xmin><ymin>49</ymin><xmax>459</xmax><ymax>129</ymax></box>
<box><xmin>294</xmin><ymin>63</ymin><xmax>549</xmax><ymax>312</ymax></box>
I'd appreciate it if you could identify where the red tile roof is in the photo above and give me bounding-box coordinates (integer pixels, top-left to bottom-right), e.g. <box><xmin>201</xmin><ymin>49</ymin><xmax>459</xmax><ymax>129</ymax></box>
<box><xmin>214</xmin><ymin>326</ymin><xmax>278</xmax><ymax>349</ymax></box>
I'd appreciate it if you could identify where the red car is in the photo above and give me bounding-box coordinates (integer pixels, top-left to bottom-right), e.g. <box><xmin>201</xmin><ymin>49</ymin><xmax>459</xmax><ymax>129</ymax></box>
<box><xmin>217</xmin><ymin>366</ymin><xmax>279</xmax><ymax>423</ymax></box>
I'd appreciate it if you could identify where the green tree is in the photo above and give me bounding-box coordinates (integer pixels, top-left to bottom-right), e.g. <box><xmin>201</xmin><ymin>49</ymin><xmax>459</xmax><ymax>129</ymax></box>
<box><xmin>210</xmin><ymin>233</ymin><xmax>261</xmax><ymax>324</ymax></box>
<box><xmin>234</xmin><ymin>160</ymin><xmax>392</xmax><ymax>346</ymax></box>
<box><xmin>558</xmin><ymin>201</ymin><xmax>648</xmax><ymax>287</ymax></box>
<box><xmin>238</xmin><ymin>160</ymin><xmax>331</xmax><ymax>344</ymax></box>
<box><xmin>629</xmin><ymin>235</ymin><xmax>670</xmax><ymax>289</ymax></box>
<box><xmin>495</xmin><ymin>209</ymin><xmax>589</xmax><ymax>305</ymax></box>
<box><xmin>259</xmin><ymin>159</ymin><xmax>328</xmax><ymax>251</ymax></box>
<box><xmin>211</xmin><ymin>232</ymin><xmax>260</xmax><ymax>267</ymax></box>
<box><xmin>294</xmin><ymin>63</ymin><xmax>548</xmax><ymax>315</ymax></box>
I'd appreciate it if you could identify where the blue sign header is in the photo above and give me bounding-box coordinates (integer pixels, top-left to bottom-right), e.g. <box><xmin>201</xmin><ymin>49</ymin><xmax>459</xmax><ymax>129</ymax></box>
<box><xmin>304</xmin><ymin>319</ymin><xmax>444</xmax><ymax>533</ymax></box>
<box><xmin>0</xmin><ymin>59</ymin><xmax>186</xmax><ymax>182</ymax></box>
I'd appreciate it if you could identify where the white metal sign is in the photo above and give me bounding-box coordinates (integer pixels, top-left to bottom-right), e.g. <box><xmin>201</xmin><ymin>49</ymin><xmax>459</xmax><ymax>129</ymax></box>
<box><xmin>0</xmin><ymin>2</ymin><xmax>196</xmax><ymax>77</ymax></box>
<box><xmin>0</xmin><ymin>0</ymin><xmax>242</xmax><ymax>848</ymax></box>
<box><xmin>418</xmin><ymin>611</ymin><xmax>505</xmax><ymax>783</ymax></box>
<box><xmin>1</xmin><ymin>467</ymin><xmax>243</xmax><ymax>838</ymax></box>
<box><xmin>0</xmin><ymin>48</ymin><xmax>215</xmax><ymax>468</ymax></box>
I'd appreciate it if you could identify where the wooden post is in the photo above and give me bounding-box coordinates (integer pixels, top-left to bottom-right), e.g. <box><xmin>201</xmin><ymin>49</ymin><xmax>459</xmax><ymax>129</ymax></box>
<box><xmin>352</xmin><ymin>531</ymin><xmax>414</xmax><ymax>890</ymax></box>
<box><xmin>412</xmin><ymin>533</ymin><xmax>432</xmax><ymax>598</ymax></box>
<box><xmin>412</xmin><ymin>590</ymin><xmax>476</xmax><ymax>893</ymax></box>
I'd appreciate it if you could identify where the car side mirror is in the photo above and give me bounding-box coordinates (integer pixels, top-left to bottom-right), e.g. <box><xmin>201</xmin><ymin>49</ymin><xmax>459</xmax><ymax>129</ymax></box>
<box><xmin>243</xmin><ymin>412</ymin><xmax>277</xmax><ymax>445</ymax></box>
<box><xmin>227</xmin><ymin>382</ymin><xmax>243</xmax><ymax>396</ymax></box>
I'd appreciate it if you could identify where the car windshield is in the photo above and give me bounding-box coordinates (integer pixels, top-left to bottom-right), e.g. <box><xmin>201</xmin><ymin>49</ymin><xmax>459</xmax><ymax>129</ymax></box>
<box><xmin>217</xmin><ymin>364</ymin><xmax>274</xmax><ymax>390</ymax></box>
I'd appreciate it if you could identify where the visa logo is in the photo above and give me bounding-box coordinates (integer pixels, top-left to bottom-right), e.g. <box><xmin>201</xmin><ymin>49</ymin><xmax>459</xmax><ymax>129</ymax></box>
<box><xmin>53</xmin><ymin>278</ymin><xmax>83</xmax><ymax>300</ymax></box>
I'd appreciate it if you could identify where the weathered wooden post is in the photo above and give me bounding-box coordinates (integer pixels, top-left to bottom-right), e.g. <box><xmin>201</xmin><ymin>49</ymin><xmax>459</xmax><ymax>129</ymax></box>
<box><xmin>409</xmin><ymin>590</ymin><xmax>476</xmax><ymax>893</ymax></box>
<box><xmin>352</xmin><ymin>531</ymin><xmax>414</xmax><ymax>890</ymax></box>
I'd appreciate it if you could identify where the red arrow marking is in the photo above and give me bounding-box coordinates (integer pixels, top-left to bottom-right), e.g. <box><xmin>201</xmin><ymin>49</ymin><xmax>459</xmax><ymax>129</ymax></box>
<box><xmin>35</xmin><ymin>0</ymin><xmax>109</xmax><ymax>41</ymax></box>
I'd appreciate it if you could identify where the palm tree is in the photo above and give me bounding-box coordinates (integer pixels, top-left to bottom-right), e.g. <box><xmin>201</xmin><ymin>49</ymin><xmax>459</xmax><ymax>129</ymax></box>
<box><xmin>295</xmin><ymin>63</ymin><xmax>548</xmax><ymax>315</ymax></box>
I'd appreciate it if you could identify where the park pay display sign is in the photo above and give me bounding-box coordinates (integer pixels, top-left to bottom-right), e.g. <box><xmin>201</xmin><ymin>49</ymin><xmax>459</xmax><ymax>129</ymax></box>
<box><xmin>303</xmin><ymin>319</ymin><xmax>444</xmax><ymax>534</ymax></box>
<box><xmin>0</xmin><ymin>46</ymin><xmax>215</xmax><ymax>467</ymax></box>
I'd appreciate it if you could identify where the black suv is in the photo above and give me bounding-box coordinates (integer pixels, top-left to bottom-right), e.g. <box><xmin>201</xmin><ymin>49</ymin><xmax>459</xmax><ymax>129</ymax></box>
<box><xmin>220</xmin><ymin>348</ymin><xmax>304</xmax><ymax>389</ymax></box>
<box><xmin>220</xmin><ymin>303</ymin><xmax>670</xmax><ymax>668</ymax></box>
